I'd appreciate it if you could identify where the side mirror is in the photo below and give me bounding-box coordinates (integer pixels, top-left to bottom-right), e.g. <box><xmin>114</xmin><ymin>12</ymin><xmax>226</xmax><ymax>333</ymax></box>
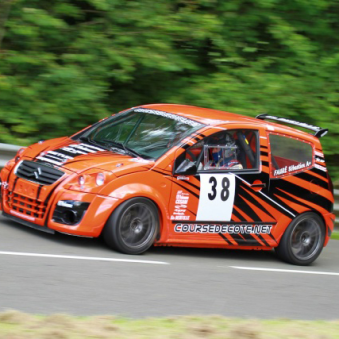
<box><xmin>175</xmin><ymin>159</ymin><xmax>197</xmax><ymax>175</ymax></box>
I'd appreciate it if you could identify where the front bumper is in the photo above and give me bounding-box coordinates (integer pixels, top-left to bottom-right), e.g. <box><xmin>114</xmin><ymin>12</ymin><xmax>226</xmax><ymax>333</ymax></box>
<box><xmin>0</xmin><ymin>166</ymin><xmax>119</xmax><ymax>237</ymax></box>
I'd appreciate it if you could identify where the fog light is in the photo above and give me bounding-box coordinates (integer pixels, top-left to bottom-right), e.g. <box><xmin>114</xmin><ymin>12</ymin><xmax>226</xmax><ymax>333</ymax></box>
<box><xmin>96</xmin><ymin>173</ymin><xmax>105</xmax><ymax>186</ymax></box>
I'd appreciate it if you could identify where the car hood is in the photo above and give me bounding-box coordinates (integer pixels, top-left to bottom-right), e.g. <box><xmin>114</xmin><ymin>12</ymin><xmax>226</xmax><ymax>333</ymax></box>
<box><xmin>23</xmin><ymin>137</ymin><xmax>154</xmax><ymax>176</ymax></box>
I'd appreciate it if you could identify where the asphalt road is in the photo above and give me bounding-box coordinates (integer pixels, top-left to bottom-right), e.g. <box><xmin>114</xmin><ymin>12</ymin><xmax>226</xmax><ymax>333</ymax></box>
<box><xmin>0</xmin><ymin>214</ymin><xmax>338</xmax><ymax>320</ymax></box>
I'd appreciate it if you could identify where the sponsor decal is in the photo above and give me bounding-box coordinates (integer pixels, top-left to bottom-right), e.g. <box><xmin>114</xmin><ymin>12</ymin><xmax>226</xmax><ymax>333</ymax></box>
<box><xmin>134</xmin><ymin>108</ymin><xmax>202</xmax><ymax>127</ymax></box>
<box><xmin>314</xmin><ymin>163</ymin><xmax>327</xmax><ymax>172</ymax></box>
<box><xmin>172</xmin><ymin>216</ymin><xmax>190</xmax><ymax>220</ymax></box>
<box><xmin>175</xmin><ymin>223</ymin><xmax>273</xmax><ymax>235</ymax></box>
<box><xmin>36</xmin><ymin>143</ymin><xmax>105</xmax><ymax>166</ymax></box>
<box><xmin>177</xmin><ymin>176</ymin><xmax>189</xmax><ymax>181</ymax></box>
<box><xmin>315</xmin><ymin>151</ymin><xmax>324</xmax><ymax>157</ymax></box>
<box><xmin>315</xmin><ymin>156</ymin><xmax>325</xmax><ymax>163</ymax></box>
<box><xmin>171</xmin><ymin>190</ymin><xmax>190</xmax><ymax>220</ymax></box>
<box><xmin>273</xmin><ymin>161</ymin><xmax>311</xmax><ymax>176</ymax></box>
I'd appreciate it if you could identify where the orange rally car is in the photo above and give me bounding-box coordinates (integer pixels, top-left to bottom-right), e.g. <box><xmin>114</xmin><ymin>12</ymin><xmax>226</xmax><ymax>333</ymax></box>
<box><xmin>0</xmin><ymin>104</ymin><xmax>335</xmax><ymax>265</ymax></box>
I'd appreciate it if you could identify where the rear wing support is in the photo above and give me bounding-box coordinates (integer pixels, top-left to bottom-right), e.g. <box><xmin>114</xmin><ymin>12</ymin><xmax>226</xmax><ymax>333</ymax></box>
<box><xmin>256</xmin><ymin>114</ymin><xmax>328</xmax><ymax>138</ymax></box>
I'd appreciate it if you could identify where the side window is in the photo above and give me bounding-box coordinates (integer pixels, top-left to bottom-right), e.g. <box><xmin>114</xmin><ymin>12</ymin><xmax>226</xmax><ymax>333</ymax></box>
<box><xmin>175</xmin><ymin>129</ymin><xmax>259</xmax><ymax>173</ymax></box>
<box><xmin>269</xmin><ymin>134</ymin><xmax>313</xmax><ymax>177</ymax></box>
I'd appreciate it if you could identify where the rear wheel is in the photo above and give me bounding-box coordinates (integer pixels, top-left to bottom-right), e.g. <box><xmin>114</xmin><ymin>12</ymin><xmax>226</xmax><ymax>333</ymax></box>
<box><xmin>275</xmin><ymin>212</ymin><xmax>325</xmax><ymax>265</ymax></box>
<box><xmin>103</xmin><ymin>198</ymin><xmax>159</xmax><ymax>254</ymax></box>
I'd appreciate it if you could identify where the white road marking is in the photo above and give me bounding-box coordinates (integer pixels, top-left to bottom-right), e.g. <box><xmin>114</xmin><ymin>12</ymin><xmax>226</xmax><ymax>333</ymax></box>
<box><xmin>229</xmin><ymin>266</ymin><xmax>339</xmax><ymax>276</ymax></box>
<box><xmin>0</xmin><ymin>251</ymin><xmax>169</xmax><ymax>265</ymax></box>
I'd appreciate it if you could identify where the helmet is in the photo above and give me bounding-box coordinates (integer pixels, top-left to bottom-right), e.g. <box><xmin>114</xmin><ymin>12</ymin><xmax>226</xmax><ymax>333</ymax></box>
<box><xmin>210</xmin><ymin>133</ymin><xmax>238</xmax><ymax>166</ymax></box>
<box><xmin>224</xmin><ymin>134</ymin><xmax>237</xmax><ymax>158</ymax></box>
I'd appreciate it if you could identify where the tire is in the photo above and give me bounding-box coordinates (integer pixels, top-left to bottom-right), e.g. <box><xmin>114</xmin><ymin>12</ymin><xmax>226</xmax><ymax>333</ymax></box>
<box><xmin>275</xmin><ymin>212</ymin><xmax>325</xmax><ymax>266</ymax></box>
<box><xmin>103</xmin><ymin>197</ymin><xmax>159</xmax><ymax>255</ymax></box>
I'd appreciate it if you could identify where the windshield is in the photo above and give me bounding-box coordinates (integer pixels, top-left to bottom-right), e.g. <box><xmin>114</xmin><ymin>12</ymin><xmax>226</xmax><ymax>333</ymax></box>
<box><xmin>77</xmin><ymin>108</ymin><xmax>204</xmax><ymax>159</ymax></box>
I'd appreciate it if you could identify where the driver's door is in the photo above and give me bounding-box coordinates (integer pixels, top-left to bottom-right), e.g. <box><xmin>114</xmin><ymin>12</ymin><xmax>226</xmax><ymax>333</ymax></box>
<box><xmin>167</xmin><ymin>128</ymin><xmax>274</xmax><ymax>247</ymax></box>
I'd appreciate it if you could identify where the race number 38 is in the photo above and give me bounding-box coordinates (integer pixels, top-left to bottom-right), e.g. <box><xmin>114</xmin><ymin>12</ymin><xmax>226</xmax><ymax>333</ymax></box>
<box><xmin>196</xmin><ymin>174</ymin><xmax>235</xmax><ymax>221</ymax></box>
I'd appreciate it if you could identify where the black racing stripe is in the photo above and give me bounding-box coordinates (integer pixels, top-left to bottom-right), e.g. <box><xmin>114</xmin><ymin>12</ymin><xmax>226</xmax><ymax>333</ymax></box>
<box><xmin>243</xmin><ymin>187</ymin><xmax>295</xmax><ymax>219</ymax></box>
<box><xmin>151</xmin><ymin>169</ymin><xmax>171</xmax><ymax>176</ymax></box>
<box><xmin>12</xmin><ymin>177</ymin><xmax>19</xmax><ymax>192</ymax></box>
<box><xmin>238</xmin><ymin>185</ymin><xmax>276</xmax><ymax>220</ymax></box>
<box><xmin>36</xmin><ymin>185</ymin><xmax>43</xmax><ymax>201</ymax></box>
<box><xmin>6</xmin><ymin>162</ymin><xmax>17</xmax><ymax>183</ymax></box>
<box><xmin>263</xmin><ymin>190</ymin><xmax>299</xmax><ymax>217</ymax></box>
<box><xmin>268</xmin><ymin>233</ymin><xmax>277</xmax><ymax>243</ymax></box>
<box><xmin>274</xmin><ymin>179</ymin><xmax>332</xmax><ymax>211</ymax></box>
<box><xmin>256</xmin><ymin>234</ymin><xmax>270</xmax><ymax>247</ymax></box>
<box><xmin>179</xmin><ymin>143</ymin><xmax>190</xmax><ymax>150</ymax></box>
<box><xmin>274</xmin><ymin>188</ymin><xmax>311</xmax><ymax>210</ymax></box>
<box><xmin>229</xmin><ymin>233</ymin><xmax>243</xmax><ymax>244</ymax></box>
<box><xmin>240</xmin><ymin>233</ymin><xmax>263</xmax><ymax>246</ymax></box>
<box><xmin>309</xmin><ymin>167</ymin><xmax>328</xmax><ymax>179</ymax></box>
<box><xmin>187</xmin><ymin>208</ymin><xmax>197</xmax><ymax>216</ymax></box>
<box><xmin>177</xmin><ymin>179</ymin><xmax>200</xmax><ymax>192</ymax></box>
<box><xmin>262</xmin><ymin>161</ymin><xmax>269</xmax><ymax>167</ymax></box>
<box><xmin>260</xmin><ymin>151</ymin><xmax>268</xmax><ymax>157</ymax></box>
<box><xmin>194</xmin><ymin>132</ymin><xmax>206</xmax><ymax>138</ymax></box>
<box><xmin>192</xmin><ymin>136</ymin><xmax>203</xmax><ymax>142</ymax></box>
<box><xmin>233</xmin><ymin>205</ymin><xmax>252</xmax><ymax>221</ymax></box>
<box><xmin>230</xmin><ymin>233</ymin><xmax>255</xmax><ymax>245</ymax></box>
<box><xmin>294</xmin><ymin>172</ymin><xmax>329</xmax><ymax>189</ymax></box>
<box><xmin>232</xmin><ymin>208</ymin><xmax>245</xmax><ymax>221</ymax></box>
<box><xmin>236</xmin><ymin>196</ymin><xmax>262</xmax><ymax>222</ymax></box>
<box><xmin>172</xmin><ymin>181</ymin><xmax>199</xmax><ymax>199</ymax></box>
<box><xmin>44</xmin><ymin>177</ymin><xmax>68</xmax><ymax>207</ymax></box>
<box><xmin>218</xmin><ymin>233</ymin><xmax>232</xmax><ymax>245</ymax></box>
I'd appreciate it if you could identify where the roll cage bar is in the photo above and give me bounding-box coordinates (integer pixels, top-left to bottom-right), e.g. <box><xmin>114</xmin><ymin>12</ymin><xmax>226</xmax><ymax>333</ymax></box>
<box><xmin>256</xmin><ymin>114</ymin><xmax>328</xmax><ymax>138</ymax></box>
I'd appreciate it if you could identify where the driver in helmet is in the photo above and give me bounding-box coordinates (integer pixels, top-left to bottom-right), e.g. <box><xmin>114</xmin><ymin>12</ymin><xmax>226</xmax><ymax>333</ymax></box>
<box><xmin>208</xmin><ymin>133</ymin><xmax>243</xmax><ymax>169</ymax></box>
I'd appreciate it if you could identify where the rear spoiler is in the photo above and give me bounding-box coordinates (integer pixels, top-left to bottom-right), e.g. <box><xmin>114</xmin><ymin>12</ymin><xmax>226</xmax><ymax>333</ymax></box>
<box><xmin>256</xmin><ymin>114</ymin><xmax>328</xmax><ymax>138</ymax></box>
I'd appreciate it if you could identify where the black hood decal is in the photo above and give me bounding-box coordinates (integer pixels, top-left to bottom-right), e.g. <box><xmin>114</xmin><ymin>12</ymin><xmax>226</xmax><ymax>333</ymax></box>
<box><xmin>36</xmin><ymin>143</ymin><xmax>106</xmax><ymax>166</ymax></box>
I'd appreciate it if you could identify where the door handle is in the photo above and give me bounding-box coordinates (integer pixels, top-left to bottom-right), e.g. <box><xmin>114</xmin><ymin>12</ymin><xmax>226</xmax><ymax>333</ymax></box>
<box><xmin>251</xmin><ymin>183</ymin><xmax>266</xmax><ymax>188</ymax></box>
<box><xmin>250</xmin><ymin>180</ymin><xmax>266</xmax><ymax>192</ymax></box>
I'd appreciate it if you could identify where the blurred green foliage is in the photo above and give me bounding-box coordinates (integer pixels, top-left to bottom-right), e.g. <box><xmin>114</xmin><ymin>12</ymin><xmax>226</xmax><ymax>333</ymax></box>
<box><xmin>0</xmin><ymin>0</ymin><xmax>338</xmax><ymax>179</ymax></box>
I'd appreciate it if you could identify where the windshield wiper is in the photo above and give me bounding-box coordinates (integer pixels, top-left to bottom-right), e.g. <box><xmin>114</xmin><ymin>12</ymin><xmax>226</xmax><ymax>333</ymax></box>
<box><xmin>79</xmin><ymin>136</ymin><xmax>110</xmax><ymax>151</ymax></box>
<box><xmin>101</xmin><ymin>139</ymin><xmax>144</xmax><ymax>158</ymax></box>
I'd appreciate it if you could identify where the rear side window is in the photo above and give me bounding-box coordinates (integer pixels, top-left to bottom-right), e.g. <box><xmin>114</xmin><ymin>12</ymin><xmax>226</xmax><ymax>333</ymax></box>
<box><xmin>269</xmin><ymin>134</ymin><xmax>313</xmax><ymax>177</ymax></box>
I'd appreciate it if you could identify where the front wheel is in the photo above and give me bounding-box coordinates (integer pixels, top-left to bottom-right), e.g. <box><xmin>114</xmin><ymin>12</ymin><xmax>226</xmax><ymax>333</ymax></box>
<box><xmin>275</xmin><ymin>212</ymin><xmax>325</xmax><ymax>266</ymax></box>
<box><xmin>103</xmin><ymin>198</ymin><xmax>159</xmax><ymax>255</ymax></box>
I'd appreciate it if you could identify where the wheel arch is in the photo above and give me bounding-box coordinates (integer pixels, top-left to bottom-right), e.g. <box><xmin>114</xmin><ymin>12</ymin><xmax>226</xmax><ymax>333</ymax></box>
<box><xmin>103</xmin><ymin>183</ymin><xmax>170</xmax><ymax>241</ymax></box>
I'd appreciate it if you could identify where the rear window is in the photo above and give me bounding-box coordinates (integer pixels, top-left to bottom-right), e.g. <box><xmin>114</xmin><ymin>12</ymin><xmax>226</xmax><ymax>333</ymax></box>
<box><xmin>269</xmin><ymin>134</ymin><xmax>313</xmax><ymax>177</ymax></box>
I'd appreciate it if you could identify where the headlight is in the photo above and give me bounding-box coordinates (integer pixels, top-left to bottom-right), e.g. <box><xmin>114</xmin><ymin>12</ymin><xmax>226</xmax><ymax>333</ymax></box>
<box><xmin>96</xmin><ymin>173</ymin><xmax>105</xmax><ymax>186</ymax></box>
<box><xmin>78</xmin><ymin>175</ymin><xmax>85</xmax><ymax>186</ymax></box>
<box><xmin>67</xmin><ymin>169</ymin><xmax>114</xmax><ymax>192</ymax></box>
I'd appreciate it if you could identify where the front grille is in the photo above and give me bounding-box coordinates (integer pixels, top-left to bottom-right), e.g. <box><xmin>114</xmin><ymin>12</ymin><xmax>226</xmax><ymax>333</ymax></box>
<box><xmin>15</xmin><ymin>160</ymin><xmax>64</xmax><ymax>185</ymax></box>
<box><xmin>7</xmin><ymin>191</ymin><xmax>46</xmax><ymax>219</ymax></box>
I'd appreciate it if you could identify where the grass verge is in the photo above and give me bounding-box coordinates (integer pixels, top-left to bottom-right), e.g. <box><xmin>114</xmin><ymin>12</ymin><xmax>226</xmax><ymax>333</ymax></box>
<box><xmin>331</xmin><ymin>230</ymin><xmax>339</xmax><ymax>240</ymax></box>
<box><xmin>0</xmin><ymin>310</ymin><xmax>339</xmax><ymax>339</ymax></box>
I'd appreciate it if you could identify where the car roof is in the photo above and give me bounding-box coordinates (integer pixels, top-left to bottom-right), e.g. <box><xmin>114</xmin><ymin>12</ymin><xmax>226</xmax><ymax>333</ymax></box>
<box><xmin>141</xmin><ymin>104</ymin><xmax>318</xmax><ymax>142</ymax></box>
